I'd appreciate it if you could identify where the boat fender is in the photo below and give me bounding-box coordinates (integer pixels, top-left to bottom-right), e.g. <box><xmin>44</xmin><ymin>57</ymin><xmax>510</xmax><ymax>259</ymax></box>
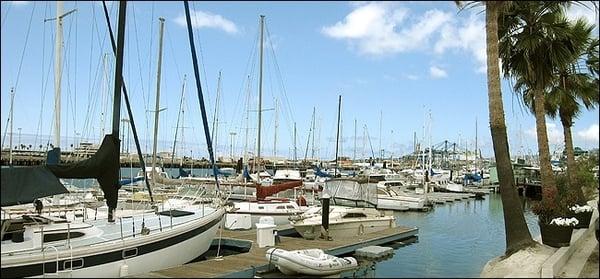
<box><xmin>119</xmin><ymin>264</ymin><xmax>129</xmax><ymax>277</ymax></box>
<box><xmin>358</xmin><ymin>224</ymin><xmax>365</xmax><ymax>235</ymax></box>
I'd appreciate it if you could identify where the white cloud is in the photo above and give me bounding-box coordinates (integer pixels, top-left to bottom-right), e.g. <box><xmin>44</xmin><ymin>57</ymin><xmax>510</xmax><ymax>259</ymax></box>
<box><xmin>429</xmin><ymin>66</ymin><xmax>447</xmax><ymax>78</ymax></box>
<box><xmin>321</xmin><ymin>2</ymin><xmax>451</xmax><ymax>56</ymax></box>
<box><xmin>6</xmin><ymin>1</ymin><xmax>29</xmax><ymax>6</ymax></box>
<box><xmin>525</xmin><ymin>123</ymin><xmax>564</xmax><ymax>146</ymax></box>
<box><xmin>576</xmin><ymin>123</ymin><xmax>599</xmax><ymax>143</ymax></box>
<box><xmin>321</xmin><ymin>2</ymin><xmax>486</xmax><ymax>73</ymax></box>
<box><xmin>566</xmin><ymin>2</ymin><xmax>599</xmax><ymax>26</ymax></box>
<box><xmin>434</xmin><ymin>13</ymin><xmax>486</xmax><ymax>73</ymax></box>
<box><xmin>174</xmin><ymin>10</ymin><xmax>238</xmax><ymax>34</ymax></box>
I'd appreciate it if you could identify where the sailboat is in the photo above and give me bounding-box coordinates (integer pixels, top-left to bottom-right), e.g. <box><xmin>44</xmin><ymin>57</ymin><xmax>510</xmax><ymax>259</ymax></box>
<box><xmin>1</xmin><ymin>2</ymin><xmax>224</xmax><ymax>277</ymax></box>
<box><xmin>228</xmin><ymin>15</ymin><xmax>305</xmax><ymax>228</ymax></box>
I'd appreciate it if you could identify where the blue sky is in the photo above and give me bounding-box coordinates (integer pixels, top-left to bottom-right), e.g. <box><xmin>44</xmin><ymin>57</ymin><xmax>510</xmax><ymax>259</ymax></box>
<box><xmin>1</xmin><ymin>1</ymin><xmax>599</xmax><ymax>161</ymax></box>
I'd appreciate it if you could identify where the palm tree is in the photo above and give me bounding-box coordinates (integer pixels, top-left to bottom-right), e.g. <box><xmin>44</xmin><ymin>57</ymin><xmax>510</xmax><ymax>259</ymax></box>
<box><xmin>456</xmin><ymin>1</ymin><xmax>535</xmax><ymax>256</ymax></box>
<box><xmin>546</xmin><ymin>19</ymin><xmax>598</xmax><ymax>200</ymax></box>
<box><xmin>585</xmin><ymin>37</ymin><xmax>599</xmax><ymax>80</ymax></box>
<box><xmin>499</xmin><ymin>2</ymin><xmax>579</xmax><ymax>195</ymax></box>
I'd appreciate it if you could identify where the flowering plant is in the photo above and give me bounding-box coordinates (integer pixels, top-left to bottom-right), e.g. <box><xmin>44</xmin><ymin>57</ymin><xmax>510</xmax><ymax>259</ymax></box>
<box><xmin>549</xmin><ymin>217</ymin><xmax>579</xmax><ymax>227</ymax></box>
<box><xmin>532</xmin><ymin>186</ymin><xmax>571</xmax><ymax>224</ymax></box>
<box><xmin>569</xmin><ymin>204</ymin><xmax>594</xmax><ymax>213</ymax></box>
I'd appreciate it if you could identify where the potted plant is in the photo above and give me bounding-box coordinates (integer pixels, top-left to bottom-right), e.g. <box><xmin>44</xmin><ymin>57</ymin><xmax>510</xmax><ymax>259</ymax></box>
<box><xmin>568</xmin><ymin>204</ymin><xmax>594</xmax><ymax>229</ymax></box>
<box><xmin>558</xmin><ymin>164</ymin><xmax>597</xmax><ymax>229</ymax></box>
<box><xmin>538</xmin><ymin>216</ymin><xmax>579</xmax><ymax>247</ymax></box>
<box><xmin>532</xmin><ymin>186</ymin><xmax>578</xmax><ymax>247</ymax></box>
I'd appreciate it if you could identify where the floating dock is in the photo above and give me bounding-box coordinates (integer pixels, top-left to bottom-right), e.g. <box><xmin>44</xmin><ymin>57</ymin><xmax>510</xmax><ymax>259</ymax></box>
<box><xmin>133</xmin><ymin>225</ymin><xmax>418</xmax><ymax>278</ymax></box>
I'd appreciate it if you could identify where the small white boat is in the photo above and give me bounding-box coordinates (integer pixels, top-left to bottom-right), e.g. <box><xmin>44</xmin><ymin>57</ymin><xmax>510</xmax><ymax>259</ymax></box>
<box><xmin>265</xmin><ymin>248</ymin><xmax>358</xmax><ymax>276</ymax></box>
<box><xmin>273</xmin><ymin>169</ymin><xmax>302</xmax><ymax>184</ymax></box>
<box><xmin>290</xmin><ymin>206</ymin><xmax>395</xmax><ymax>239</ymax></box>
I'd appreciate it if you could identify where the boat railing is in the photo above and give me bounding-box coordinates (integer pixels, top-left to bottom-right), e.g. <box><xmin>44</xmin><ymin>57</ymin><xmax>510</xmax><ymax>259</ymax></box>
<box><xmin>42</xmin><ymin>244</ymin><xmax>59</xmax><ymax>277</ymax></box>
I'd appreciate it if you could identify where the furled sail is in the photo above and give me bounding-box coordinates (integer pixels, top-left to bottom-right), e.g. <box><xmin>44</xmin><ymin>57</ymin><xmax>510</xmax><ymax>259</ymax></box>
<box><xmin>255</xmin><ymin>180</ymin><xmax>303</xmax><ymax>200</ymax></box>
<box><xmin>46</xmin><ymin>134</ymin><xmax>121</xmax><ymax>210</ymax></box>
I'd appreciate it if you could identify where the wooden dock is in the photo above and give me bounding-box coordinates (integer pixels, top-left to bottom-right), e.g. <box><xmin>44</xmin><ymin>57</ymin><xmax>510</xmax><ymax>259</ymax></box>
<box><xmin>133</xmin><ymin>225</ymin><xmax>418</xmax><ymax>278</ymax></box>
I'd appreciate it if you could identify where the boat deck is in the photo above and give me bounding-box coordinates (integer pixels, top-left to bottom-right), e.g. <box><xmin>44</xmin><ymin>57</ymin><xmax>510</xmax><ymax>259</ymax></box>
<box><xmin>133</xmin><ymin>225</ymin><xmax>418</xmax><ymax>278</ymax></box>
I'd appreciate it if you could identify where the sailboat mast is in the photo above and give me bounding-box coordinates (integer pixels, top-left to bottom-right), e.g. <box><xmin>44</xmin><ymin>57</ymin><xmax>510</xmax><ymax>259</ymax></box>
<box><xmin>274</xmin><ymin>97</ymin><xmax>278</xmax><ymax>162</ymax></box>
<box><xmin>243</xmin><ymin>75</ymin><xmax>250</xmax><ymax>168</ymax></box>
<box><xmin>293</xmin><ymin>122</ymin><xmax>297</xmax><ymax>166</ymax></box>
<box><xmin>334</xmin><ymin>95</ymin><xmax>341</xmax><ymax>177</ymax></box>
<box><xmin>171</xmin><ymin>75</ymin><xmax>187</xmax><ymax>166</ymax></box>
<box><xmin>304</xmin><ymin>107</ymin><xmax>315</xmax><ymax>162</ymax></box>
<box><xmin>353</xmin><ymin>118</ymin><xmax>357</xmax><ymax>162</ymax></box>
<box><xmin>340</xmin><ymin>118</ymin><xmax>343</xmax><ymax>158</ymax></box>
<box><xmin>311</xmin><ymin>107</ymin><xmax>316</xmax><ymax>160</ymax></box>
<box><xmin>183</xmin><ymin>0</ymin><xmax>220</xmax><ymax>189</ymax></box>
<box><xmin>378</xmin><ymin>110</ymin><xmax>382</xmax><ymax>161</ymax></box>
<box><xmin>8</xmin><ymin>87</ymin><xmax>15</xmax><ymax>165</ymax></box>
<box><xmin>256</xmin><ymin>15</ymin><xmax>265</xmax><ymax>178</ymax></box>
<box><xmin>362</xmin><ymin>126</ymin><xmax>366</xmax><ymax>162</ymax></box>
<box><xmin>428</xmin><ymin>111</ymin><xmax>432</xmax><ymax>174</ymax></box>
<box><xmin>53</xmin><ymin>1</ymin><xmax>64</xmax><ymax>150</ymax></box>
<box><xmin>151</xmin><ymin>17</ymin><xmax>166</xmax><ymax>179</ymax></box>
<box><xmin>101</xmin><ymin>53</ymin><xmax>108</xmax><ymax>137</ymax></box>
<box><xmin>475</xmin><ymin>116</ymin><xmax>478</xmax><ymax>168</ymax></box>
<box><xmin>212</xmin><ymin>71</ymin><xmax>222</xmax><ymax>156</ymax></box>
<box><xmin>108</xmin><ymin>0</ymin><xmax>127</xmax><ymax>220</ymax></box>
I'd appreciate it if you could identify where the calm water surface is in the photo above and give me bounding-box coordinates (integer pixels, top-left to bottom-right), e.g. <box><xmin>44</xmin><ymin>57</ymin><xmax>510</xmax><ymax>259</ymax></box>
<box><xmin>376</xmin><ymin>193</ymin><xmax>540</xmax><ymax>278</ymax></box>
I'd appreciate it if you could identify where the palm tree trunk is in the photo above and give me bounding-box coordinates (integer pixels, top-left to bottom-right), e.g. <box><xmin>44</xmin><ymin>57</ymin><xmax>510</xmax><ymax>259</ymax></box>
<box><xmin>532</xmin><ymin>88</ymin><xmax>557</xmax><ymax>193</ymax></box>
<box><xmin>486</xmin><ymin>2</ymin><xmax>534</xmax><ymax>256</ymax></box>
<box><xmin>560</xmin><ymin>116</ymin><xmax>585</xmax><ymax>201</ymax></box>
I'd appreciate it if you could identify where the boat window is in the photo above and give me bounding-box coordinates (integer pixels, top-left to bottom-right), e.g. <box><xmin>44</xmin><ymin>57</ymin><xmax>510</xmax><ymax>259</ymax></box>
<box><xmin>286</xmin><ymin>205</ymin><xmax>295</xmax><ymax>209</ymax></box>
<box><xmin>276</xmin><ymin>206</ymin><xmax>286</xmax><ymax>209</ymax></box>
<box><xmin>157</xmin><ymin>209</ymin><xmax>194</xmax><ymax>217</ymax></box>
<box><xmin>258</xmin><ymin>206</ymin><xmax>265</xmax><ymax>209</ymax></box>
<box><xmin>43</xmin><ymin>231</ymin><xmax>85</xmax><ymax>242</ymax></box>
<box><xmin>342</xmin><ymin>213</ymin><xmax>367</xmax><ymax>218</ymax></box>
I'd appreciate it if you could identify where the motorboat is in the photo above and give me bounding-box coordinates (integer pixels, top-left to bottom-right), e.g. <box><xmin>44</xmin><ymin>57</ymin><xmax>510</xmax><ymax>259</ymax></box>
<box><xmin>272</xmin><ymin>169</ymin><xmax>302</xmax><ymax>184</ymax></box>
<box><xmin>290</xmin><ymin>206</ymin><xmax>395</xmax><ymax>240</ymax></box>
<box><xmin>265</xmin><ymin>248</ymin><xmax>357</xmax><ymax>276</ymax></box>
<box><xmin>376</xmin><ymin>183</ymin><xmax>430</xmax><ymax>211</ymax></box>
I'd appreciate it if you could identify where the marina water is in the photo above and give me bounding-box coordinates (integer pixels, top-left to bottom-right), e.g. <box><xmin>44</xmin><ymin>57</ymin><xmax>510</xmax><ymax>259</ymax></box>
<box><xmin>376</xmin><ymin>192</ymin><xmax>540</xmax><ymax>277</ymax></box>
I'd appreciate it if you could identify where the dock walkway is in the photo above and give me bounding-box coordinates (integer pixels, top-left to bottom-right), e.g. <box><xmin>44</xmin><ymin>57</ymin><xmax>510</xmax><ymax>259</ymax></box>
<box><xmin>135</xmin><ymin>225</ymin><xmax>417</xmax><ymax>278</ymax></box>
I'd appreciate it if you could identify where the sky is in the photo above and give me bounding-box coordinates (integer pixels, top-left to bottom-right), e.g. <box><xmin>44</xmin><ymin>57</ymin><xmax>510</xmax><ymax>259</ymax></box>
<box><xmin>1</xmin><ymin>1</ymin><xmax>599</xmax><ymax>162</ymax></box>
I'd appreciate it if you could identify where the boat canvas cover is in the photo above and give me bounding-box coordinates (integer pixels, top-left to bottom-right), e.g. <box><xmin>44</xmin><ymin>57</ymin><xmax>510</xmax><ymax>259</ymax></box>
<box><xmin>46</xmin><ymin>134</ymin><xmax>121</xmax><ymax>209</ymax></box>
<box><xmin>314</xmin><ymin>166</ymin><xmax>332</xmax><ymax>178</ymax></box>
<box><xmin>1</xmin><ymin>166</ymin><xmax>68</xmax><ymax>206</ymax></box>
<box><xmin>324</xmin><ymin>179</ymin><xmax>377</xmax><ymax>207</ymax></box>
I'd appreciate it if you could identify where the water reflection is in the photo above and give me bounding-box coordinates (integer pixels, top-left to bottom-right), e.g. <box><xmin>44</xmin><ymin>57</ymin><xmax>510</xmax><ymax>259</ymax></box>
<box><xmin>375</xmin><ymin>193</ymin><xmax>540</xmax><ymax>278</ymax></box>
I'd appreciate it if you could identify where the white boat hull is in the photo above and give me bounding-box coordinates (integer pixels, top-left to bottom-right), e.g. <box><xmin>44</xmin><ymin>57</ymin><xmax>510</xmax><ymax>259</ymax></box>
<box><xmin>2</xmin><ymin>208</ymin><xmax>225</xmax><ymax>278</ymax></box>
<box><xmin>293</xmin><ymin>217</ymin><xmax>395</xmax><ymax>240</ymax></box>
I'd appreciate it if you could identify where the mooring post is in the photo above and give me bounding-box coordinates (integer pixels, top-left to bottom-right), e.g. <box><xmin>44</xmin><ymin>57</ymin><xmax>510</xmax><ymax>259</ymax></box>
<box><xmin>320</xmin><ymin>192</ymin><xmax>330</xmax><ymax>240</ymax></box>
